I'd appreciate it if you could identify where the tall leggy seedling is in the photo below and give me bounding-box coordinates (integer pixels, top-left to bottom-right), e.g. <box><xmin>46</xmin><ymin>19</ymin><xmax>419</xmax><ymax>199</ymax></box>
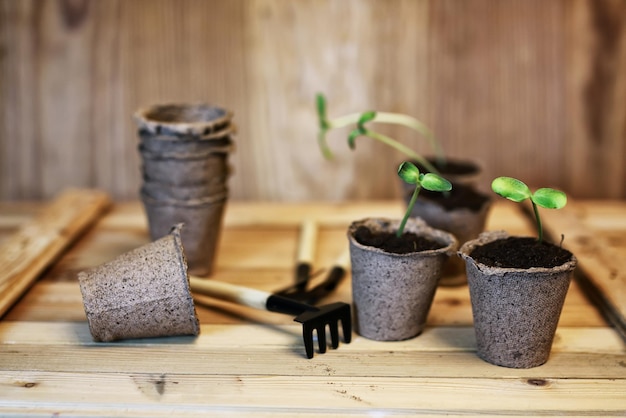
<box><xmin>316</xmin><ymin>94</ymin><xmax>444</xmax><ymax>173</ymax></box>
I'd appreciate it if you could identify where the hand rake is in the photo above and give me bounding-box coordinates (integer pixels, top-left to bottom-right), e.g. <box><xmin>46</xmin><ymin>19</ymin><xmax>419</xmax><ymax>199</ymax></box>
<box><xmin>189</xmin><ymin>277</ymin><xmax>352</xmax><ymax>359</ymax></box>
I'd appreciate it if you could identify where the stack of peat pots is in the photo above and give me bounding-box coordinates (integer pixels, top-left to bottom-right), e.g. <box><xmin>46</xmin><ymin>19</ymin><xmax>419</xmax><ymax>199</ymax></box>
<box><xmin>134</xmin><ymin>103</ymin><xmax>235</xmax><ymax>277</ymax></box>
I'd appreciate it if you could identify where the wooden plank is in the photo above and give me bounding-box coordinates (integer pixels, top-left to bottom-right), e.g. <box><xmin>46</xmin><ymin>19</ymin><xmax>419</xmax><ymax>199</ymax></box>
<box><xmin>565</xmin><ymin>0</ymin><xmax>626</xmax><ymax>198</ymax></box>
<box><xmin>0</xmin><ymin>373</ymin><xmax>625</xmax><ymax>417</ymax></box>
<box><xmin>2</xmin><ymin>1</ymin><xmax>625</xmax><ymax>202</ymax></box>
<box><xmin>0</xmin><ymin>200</ymin><xmax>607</xmax><ymax>327</ymax></box>
<box><xmin>1</xmin><ymin>322</ymin><xmax>624</xmax><ymax>416</ymax></box>
<box><xmin>540</xmin><ymin>200</ymin><xmax>626</xmax><ymax>341</ymax></box>
<box><xmin>1</xmin><ymin>322</ymin><xmax>623</xmax><ymax>356</ymax></box>
<box><xmin>0</xmin><ymin>189</ymin><xmax>111</xmax><ymax>317</ymax></box>
<box><xmin>0</xmin><ymin>200</ymin><xmax>624</xmax><ymax>416</ymax></box>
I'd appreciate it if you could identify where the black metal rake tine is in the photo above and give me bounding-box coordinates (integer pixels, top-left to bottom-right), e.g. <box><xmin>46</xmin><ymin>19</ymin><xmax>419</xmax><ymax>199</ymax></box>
<box><xmin>190</xmin><ymin>277</ymin><xmax>352</xmax><ymax>359</ymax></box>
<box><xmin>294</xmin><ymin>302</ymin><xmax>352</xmax><ymax>359</ymax></box>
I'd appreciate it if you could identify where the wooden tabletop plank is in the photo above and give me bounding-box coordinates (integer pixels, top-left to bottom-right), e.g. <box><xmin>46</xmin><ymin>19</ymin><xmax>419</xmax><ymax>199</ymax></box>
<box><xmin>1</xmin><ymin>200</ymin><xmax>606</xmax><ymax>327</ymax></box>
<box><xmin>1</xmin><ymin>373</ymin><xmax>625</xmax><ymax>416</ymax></box>
<box><xmin>0</xmin><ymin>189</ymin><xmax>110</xmax><ymax>318</ymax></box>
<box><xmin>0</xmin><ymin>199</ymin><xmax>624</xmax><ymax>416</ymax></box>
<box><xmin>539</xmin><ymin>200</ymin><xmax>626</xmax><ymax>340</ymax></box>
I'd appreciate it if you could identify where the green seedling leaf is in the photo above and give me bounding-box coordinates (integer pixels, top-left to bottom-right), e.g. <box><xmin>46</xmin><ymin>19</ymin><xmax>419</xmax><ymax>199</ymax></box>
<box><xmin>347</xmin><ymin>129</ymin><xmax>360</xmax><ymax>149</ymax></box>
<box><xmin>348</xmin><ymin>111</ymin><xmax>377</xmax><ymax>149</ymax></box>
<box><xmin>397</xmin><ymin>161</ymin><xmax>421</xmax><ymax>184</ymax></box>
<box><xmin>421</xmin><ymin>173</ymin><xmax>452</xmax><ymax>192</ymax></box>
<box><xmin>357</xmin><ymin>111</ymin><xmax>377</xmax><ymax>127</ymax></box>
<box><xmin>396</xmin><ymin>161</ymin><xmax>452</xmax><ymax>238</ymax></box>
<box><xmin>316</xmin><ymin>93</ymin><xmax>329</xmax><ymax>131</ymax></box>
<box><xmin>532</xmin><ymin>188</ymin><xmax>567</xmax><ymax>209</ymax></box>
<box><xmin>490</xmin><ymin>176</ymin><xmax>568</xmax><ymax>243</ymax></box>
<box><xmin>316</xmin><ymin>94</ymin><xmax>334</xmax><ymax>159</ymax></box>
<box><xmin>491</xmin><ymin>176</ymin><xmax>532</xmax><ymax>202</ymax></box>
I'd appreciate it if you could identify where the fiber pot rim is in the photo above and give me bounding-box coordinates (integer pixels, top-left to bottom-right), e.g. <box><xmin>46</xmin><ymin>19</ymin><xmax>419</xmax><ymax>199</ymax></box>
<box><xmin>458</xmin><ymin>230</ymin><xmax>578</xmax><ymax>275</ymax></box>
<box><xmin>134</xmin><ymin>103</ymin><xmax>233</xmax><ymax>136</ymax></box>
<box><xmin>138</xmin><ymin>142</ymin><xmax>235</xmax><ymax>160</ymax></box>
<box><xmin>140</xmin><ymin>190</ymin><xmax>229</xmax><ymax>208</ymax></box>
<box><xmin>138</xmin><ymin>122</ymin><xmax>238</xmax><ymax>142</ymax></box>
<box><xmin>348</xmin><ymin>217</ymin><xmax>458</xmax><ymax>258</ymax></box>
<box><xmin>412</xmin><ymin>190</ymin><xmax>493</xmax><ymax>216</ymax></box>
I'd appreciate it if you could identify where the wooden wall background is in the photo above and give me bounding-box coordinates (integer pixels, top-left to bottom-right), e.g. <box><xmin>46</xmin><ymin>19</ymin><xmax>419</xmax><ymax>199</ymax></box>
<box><xmin>1</xmin><ymin>0</ymin><xmax>625</xmax><ymax>202</ymax></box>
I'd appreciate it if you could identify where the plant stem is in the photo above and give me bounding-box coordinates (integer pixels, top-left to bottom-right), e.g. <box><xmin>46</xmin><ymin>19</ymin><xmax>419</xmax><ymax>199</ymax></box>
<box><xmin>325</xmin><ymin>112</ymin><xmax>446</xmax><ymax>166</ymax></box>
<box><xmin>375</xmin><ymin>112</ymin><xmax>445</xmax><ymax>167</ymax></box>
<box><xmin>531</xmin><ymin>201</ymin><xmax>544</xmax><ymax>243</ymax></box>
<box><xmin>397</xmin><ymin>184</ymin><xmax>420</xmax><ymax>238</ymax></box>
<box><xmin>328</xmin><ymin>113</ymin><xmax>363</xmax><ymax>129</ymax></box>
<box><xmin>364</xmin><ymin>130</ymin><xmax>440</xmax><ymax>174</ymax></box>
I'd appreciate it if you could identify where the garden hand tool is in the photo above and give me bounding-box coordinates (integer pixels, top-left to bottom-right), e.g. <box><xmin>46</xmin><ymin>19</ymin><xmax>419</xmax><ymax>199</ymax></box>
<box><xmin>189</xmin><ymin>277</ymin><xmax>352</xmax><ymax>359</ymax></box>
<box><xmin>275</xmin><ymin>219</ymin><xmax>350</xmax><ymax>304</ymax></box>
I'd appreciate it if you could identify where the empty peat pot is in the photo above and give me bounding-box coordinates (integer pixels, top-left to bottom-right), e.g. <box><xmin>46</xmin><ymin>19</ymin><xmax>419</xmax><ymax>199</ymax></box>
<box><xmin>348</xmin><ymin>217</ymin><xmax>457</xmax><ymax>341</ymax></box>
<box><xmin>459</xmin><ymin>230</ymin><xmax>577</xmax><ymax>368</ymax></box>
<box><xmin>78</xmin><ymin>224</ymin><xmax>200</xmax><ymax>342</ymax></box>
<box><xmin>133</xmin><ymin>103</ymin><xmax>235</xmax><ymax>277</ymax></box>
<box><xmin>141</xmin><ymin>192</ymin><xmax>228</xmax><ymax>277</ymax></box>
<box><xmin>134</xmin><ymin>103</ymin><xmax>233</xmax><ymax>137</ymax></box>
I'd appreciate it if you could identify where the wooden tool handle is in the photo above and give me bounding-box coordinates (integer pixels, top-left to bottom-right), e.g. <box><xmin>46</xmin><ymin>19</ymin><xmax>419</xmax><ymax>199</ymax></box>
<box><xmin>189</xmin><ymin>277</ymin><xmax>316</xmax><ymax>316</ymax></box>
<box><xmin>332</xmin><ymin>248</ymin><xmax>351</xmax><ymax>270</ymax></box>
<box><xmin>189</xmin><ymin>277</ymin><xmax>270</xmax><ymax>311</ymax></box>
<box><xmin>296</xmin><ymin>219</ymin><xmax>318</xmax><ymax>265</ymax></box>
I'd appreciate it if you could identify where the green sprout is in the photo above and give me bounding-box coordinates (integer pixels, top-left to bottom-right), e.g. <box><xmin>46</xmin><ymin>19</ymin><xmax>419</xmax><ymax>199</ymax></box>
<box><xmin>491</xmin><ymin>177</ymin><xmax>567</xmax><ymax>243</ymax></box>
<box><xmin>316</xmin><ymin>93</ymin><xmax>444</xmax><ymax>173</ymax></box>
<box><xmin>396</xmin><ymin>162</ymin><xmax>452</xmax><ymax>238</ymax></box>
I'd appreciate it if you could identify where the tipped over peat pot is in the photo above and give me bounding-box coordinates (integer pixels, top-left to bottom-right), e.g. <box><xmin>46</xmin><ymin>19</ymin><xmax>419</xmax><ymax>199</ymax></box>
<box><xmin>459</xmin><ymin>230</ymin><xmax>577</xmax><ymax>368</ymax></box>
<box><xmin>78</xmin><ymin>225</ymin><xmax>200</xmax><ymax>342</ymax></box>
<box><xmin>134</xmin><ymin>103</ymin><xmax>236</xmax><ymax>276</ymax></box>
<box><xmin>407</xmin><ymin>183</ymin><xmax>492</xmax><ymax>286</ymax></box>
<box><xmin>348</xmin><ymin>218</ymin><xmax>457</xmax><ymax>341</ymax></box>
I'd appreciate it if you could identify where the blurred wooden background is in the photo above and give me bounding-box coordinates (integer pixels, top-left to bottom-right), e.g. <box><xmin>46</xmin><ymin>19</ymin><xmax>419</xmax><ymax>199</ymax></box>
<box><xmin>1</xmin><ymin>0</ymin><xmax>625</xmax><ymax>202</ymax></box>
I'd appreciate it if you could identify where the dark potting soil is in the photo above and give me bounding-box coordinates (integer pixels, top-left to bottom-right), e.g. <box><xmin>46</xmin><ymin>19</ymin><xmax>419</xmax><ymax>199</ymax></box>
<box><xmin>413</xmin><ymin>158</ymin><xmax>479</xmax><ymax>177</ymax></box>
<box><xmin>354</xmin><ymin>226</ymin><xmax>444</xmax><ymax>254</ymax></box>
<box><xmin>419</xmin><ymin>183</ymin><xmax>490</xmax><ymax>211</ymax></box>
<box><xmin>470</xmin><ymin>237</ymin><xmax>573</xmax><ymax>269</ymax></box>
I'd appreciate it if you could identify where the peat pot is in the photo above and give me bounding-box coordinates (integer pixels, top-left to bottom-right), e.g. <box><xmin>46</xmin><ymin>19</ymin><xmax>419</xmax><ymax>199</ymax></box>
<box><xmin>348</xmin><ymin>217</ymin><xmax>457</xmax><ymax>341</ymax></box>
<box><xmin>459</xmin><ymin>230</ymin><xmax>577</xmax><ymax>368</ymax></box>
<box><xmin>78</xmin><ymin>224</ymin><xmax>200</xmax><ymax>342</ymax></box>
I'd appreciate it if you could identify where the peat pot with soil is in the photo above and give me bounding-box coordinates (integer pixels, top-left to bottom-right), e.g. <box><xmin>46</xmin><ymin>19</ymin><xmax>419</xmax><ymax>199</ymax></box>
<box><xmin>458</xmin><ymin>177</ymin><xmax>577</xmax><ymax>368</ymax></box>
<box><xmin>348</xmin><ymin>162</ymin><xmax>457</xmax><ymax>341</ymax></box>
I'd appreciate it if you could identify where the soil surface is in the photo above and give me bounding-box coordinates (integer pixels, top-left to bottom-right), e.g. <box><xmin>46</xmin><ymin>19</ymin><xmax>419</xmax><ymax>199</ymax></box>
<box><xmin>414</xmin><ymin>157</ymin><xmax>480</xmax><ymax>176</ymax></box>
<box><xmin>418</xmin><ymin>183</ymin><xmax>490</xmax><ymax>211</ymax></box>
<box><xmin>470</xmin><ymin>237</ymin><xmax>573</xmax><ymax>269</ymax></box>
<box><xmin>353</xmin><ymin>225</ymin><xmax>444</xmax><ymax>254</ymax></box>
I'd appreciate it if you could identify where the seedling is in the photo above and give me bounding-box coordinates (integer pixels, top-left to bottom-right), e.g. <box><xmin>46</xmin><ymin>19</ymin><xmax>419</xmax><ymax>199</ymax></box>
<box><xmin>316</xmin><ymin>93</ymin><xmax>444</xmax><ymax>173</ymax></box>
<box><xmin>491</xmin><ymin>177</ymin><xmax>567</xmax><ymax>243</ymax></box>
<box><xmin>397</xmin><ymin>162</ymin><xmax>452</xmax><ymax>238</ymax></box>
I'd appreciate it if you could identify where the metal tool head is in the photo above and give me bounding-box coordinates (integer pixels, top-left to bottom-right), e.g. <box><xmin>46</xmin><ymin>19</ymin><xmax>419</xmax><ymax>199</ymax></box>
<box><xmin>294</xmin><ymin>302</ymin><xmax>352</xmax><ymax>359</ymax></box>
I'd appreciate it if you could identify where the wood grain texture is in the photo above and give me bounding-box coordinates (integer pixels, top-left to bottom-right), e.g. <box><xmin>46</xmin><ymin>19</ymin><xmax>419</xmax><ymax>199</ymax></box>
<box><xmin>0</xmin><ymin>0</ymin><xmax>625</xmax><ymax>202</ymax></box>
<box><xmin>0</xmin><ymin>188</ymin><xmax>110</xmax><ymax>317</ymax></box>
<box><xmin>540</xmin><ymin>199</ymin><xmax>626</xmax><ymax>340</ymax></box>
<box><xmin>0</xmin><ymin>199</ymin><xmax>624</xmax><ymax>416</ymax></box>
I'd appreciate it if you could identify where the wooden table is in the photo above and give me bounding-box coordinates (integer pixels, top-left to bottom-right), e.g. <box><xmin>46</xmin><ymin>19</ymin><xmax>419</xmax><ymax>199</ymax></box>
<box><xmin>0</xmin><ymin>198</ymin><xmax>625</xmax><ymax>416</ymax></box>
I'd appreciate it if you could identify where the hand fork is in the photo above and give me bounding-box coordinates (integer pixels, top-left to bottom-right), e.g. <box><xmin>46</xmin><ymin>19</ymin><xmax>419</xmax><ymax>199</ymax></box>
<box><xmin>275</xmin><ymin>219</ymin><xmax>350</xmax><ymax>305</ymax></box>
<box><xmin>189</xmin><ymin>277</ymin><xmax>352</xmax><ymax>359</ymax></box>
